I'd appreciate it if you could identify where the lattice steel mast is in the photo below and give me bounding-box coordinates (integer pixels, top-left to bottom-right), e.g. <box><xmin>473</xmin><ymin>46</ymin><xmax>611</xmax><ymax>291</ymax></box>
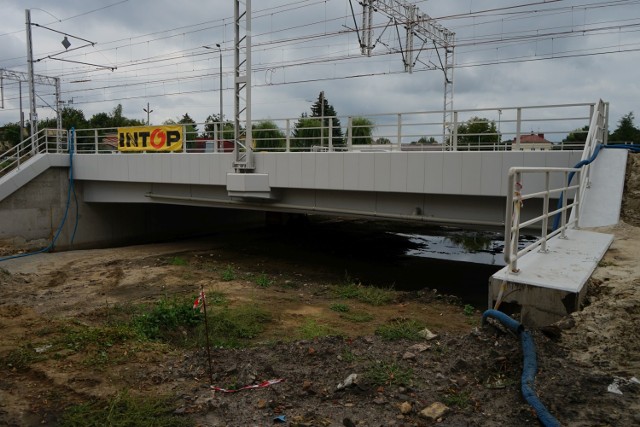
<box><xmin>357</xmin><ymin>1</ymin><xmax>455</xmax><ymax>147</ymax></box>
<box><xmin>233</xmin><ymin>0</ymin><xmax>254</xmax><ymax>171</ymax></box>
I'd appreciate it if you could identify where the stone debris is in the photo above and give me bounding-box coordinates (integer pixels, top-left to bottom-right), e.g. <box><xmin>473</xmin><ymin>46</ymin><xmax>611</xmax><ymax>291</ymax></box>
<box><xmin>337</xmin><ymin>373</ymin><xmax>359</xmax><ymax>390</ymax></box>
<box><xmin>418</xmin><ymin>328</ymin><xmax>438</xmax><ymax>341</ymax></box>
<box><xmin>399</xmin><ymin>401</ymin><xmax>412</xmax><ymax>414</ymax></box>
<box><xmin>420</xmin><ymin>402</ymin><xmax>450</xmax><ymax>420</ymax></box>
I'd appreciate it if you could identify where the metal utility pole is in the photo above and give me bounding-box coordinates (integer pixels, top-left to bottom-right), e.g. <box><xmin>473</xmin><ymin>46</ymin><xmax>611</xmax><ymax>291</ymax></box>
<box><xmin>320</xmin><ymin>91</ymin><xmax>325</xmax><ymax>147</ymax></box>
<box><xmin>143</xmin><ymin>102</ymin><xmax>153</xmax><ymax>125</ymax></box>
<box><xmin>1</xmin><ymin>68</ymin><xmax>60</xmax><ymax>139</ymax></box>
<box><xmin>355</xmin><ymin>1</ymin><xmax>455</xmax><ymax>148</ymax></box>
<box><xmin>233</xmin><ymin>0</ymin><xmax>254</xmax><ymax>171</ymax></box>
<box><xmin>26</xmin><ymin>9</ymin><xmax>38</xmax><ymax>150</ymax></box>
<box><xmin>216</xmin><ymin>44</ymin><xmax>223</xmax><ymax>128</ymax></box>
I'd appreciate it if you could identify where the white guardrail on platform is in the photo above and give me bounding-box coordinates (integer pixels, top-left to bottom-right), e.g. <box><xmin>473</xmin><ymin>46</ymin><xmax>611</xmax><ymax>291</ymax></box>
<box><xmin>502</xmin><ymin>99</ymin><xmax>608</xmax><ymax>274</ymax></box>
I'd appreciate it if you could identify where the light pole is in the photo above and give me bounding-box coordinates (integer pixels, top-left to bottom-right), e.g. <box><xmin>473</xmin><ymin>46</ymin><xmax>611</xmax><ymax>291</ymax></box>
<box><xmin>216</xmin><ymin>44</ymin><xmax>223</xmax><ymax>132</ymax></box>
<box><xmin>143</xmin><ymin>102</ymin><xmax>153</xmax><ymax>125</ymax></box>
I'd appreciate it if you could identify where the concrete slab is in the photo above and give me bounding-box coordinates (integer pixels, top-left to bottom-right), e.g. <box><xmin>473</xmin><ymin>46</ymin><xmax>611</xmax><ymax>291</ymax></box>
<box><xmin>492</xmin><ymin>228</ymin><xmax>613</xmax><ymax>293</ymax></box>
<box><xmin>490</xmin><ymin>228</ymin><xmax>614</xmax><ymax>326</ymax></box>
<box><xmin>578</xmin><ymin>148</ymin><xmax>628</xmax><ymax>227</ymax></box>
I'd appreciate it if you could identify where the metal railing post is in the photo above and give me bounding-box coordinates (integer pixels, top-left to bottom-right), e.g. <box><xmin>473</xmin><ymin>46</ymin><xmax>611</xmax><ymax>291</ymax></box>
<box><xmin>182</xmin><ymin>125</ymin><xmax>187</xmax><ymax>153</ymax></box>
<box><xmin>560</xmin><ymin>171</ymin><xmax>569</xmax><ymax>238</ymax></box>
<box><xmin>515</xmin><ymin>108</ymin><xmax>522</xmax><ymax>151</ymax></box>
<box><xmin>328</xmin><ymin>118</ymin><xmax>333</xmax><ymax>151</ymax></box>
<box><xmin>452</xmin><ymin>111</ymin><xmax>458</xmax><ymax>151</ymax></box>
<box><xmin>540</xmin><ymin>171</ymin><xmax>550</xmax><ymax>253</ymax></box>
<box><xmin>396</xmin><ymin>113</ymin><xmax>401</xmax><ymax>147</ymax></box>
<box><xmin>94</xmin><ymin>129</ymin><xmax>99</xmax><ymax>153</ymax></box>
<box><xmin>285</xmin><ymin>119</ymin><xmax>291</xmax><ymax>152</ymax></box>
<box><xmin>504</xmin><ymin>169</ymin><xmax>515</xmax><ymax>272</ymax></box>
<box><xmin>347</xmin><ymin>116</ymin><xmax>353</xmax><ymax>149</ymax></box>
<box><xmin>574</xmin><ymin>170</ymin><xmax>581</xmax><ymax>229</ymax></box>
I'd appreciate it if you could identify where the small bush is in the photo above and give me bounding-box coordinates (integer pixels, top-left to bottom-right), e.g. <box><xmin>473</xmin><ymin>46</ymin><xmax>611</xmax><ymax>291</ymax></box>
<box><xmin>169</xmin><ymin>256</ymin><xmax>187</xmax><ymax>266</ymax></box>
<box><xmin>221</xmin><ymin>265</ymin><xmax>236</xmax><ymax>281</ymax></box>
<box><xmin>297</xmin><ymin>319</ymin><xmax>338</xmax><ymax>340</ymax></box>
<box><xmin>255</xmin><ymin>273</ymin><xmax>272</xmax><ymax>288</ymax></box>
<box><xmin>375</xmin><ymin>319</ymin><xmax>425</xmax><ymax>341</ymax></box>
<box><xmin>330</xmin><ymin>303</ymin><xmax>350</xmax><ymax>313</ymax></box>
<box><xmin>366</xmin><ymin>361</ymin><xmax>413</xmax><ymax>386</ymax></box>
<box><xmin>332</xmin><ymin>283</ymin><xmax>395</xmax><ymax>306</ymax></box>
<box><xmin>133</xmin><ymin>297</ymin><xmax>203</xmax><ymax>343</ymax></box>
<box><xmin>59</xmin><ymin>389</ymin><xmax>191</xmax><ymax>427</ymax></box>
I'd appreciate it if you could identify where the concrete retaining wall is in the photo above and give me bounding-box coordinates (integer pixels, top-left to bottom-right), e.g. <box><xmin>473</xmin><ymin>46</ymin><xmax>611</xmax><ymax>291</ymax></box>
<box><xmin>0</xmin><ymin>168</ymin><xmax>265</xmax><ymax>251</ymax></box>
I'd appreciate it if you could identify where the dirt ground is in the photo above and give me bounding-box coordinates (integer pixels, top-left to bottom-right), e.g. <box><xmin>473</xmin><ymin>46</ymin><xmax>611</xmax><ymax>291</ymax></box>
<box><xmin>0</xmin><ymin>153</ymin><xmax>638</xmax><ymax>426</ymax></box>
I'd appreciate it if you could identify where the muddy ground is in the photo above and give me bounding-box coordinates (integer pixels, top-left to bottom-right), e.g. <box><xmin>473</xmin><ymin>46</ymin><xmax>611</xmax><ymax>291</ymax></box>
<box><xmin>0</xmin><ymin>153</ymin><xmax>639</xmax><ymax>426</ymax></box>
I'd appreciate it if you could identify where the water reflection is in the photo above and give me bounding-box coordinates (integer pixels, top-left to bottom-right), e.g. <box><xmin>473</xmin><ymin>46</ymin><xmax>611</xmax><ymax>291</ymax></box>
<box><xmin>393</xmin><ymin>230</ymin><xmax>537</xmax><ymax>266</ymax></box>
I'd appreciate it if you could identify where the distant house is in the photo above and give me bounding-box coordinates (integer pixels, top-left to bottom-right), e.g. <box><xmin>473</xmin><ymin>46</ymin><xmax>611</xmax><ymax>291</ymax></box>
<box><xmin>512</xmin><ymin>133</ymin><xmax>552</xmax><ymax>151</ymax></box>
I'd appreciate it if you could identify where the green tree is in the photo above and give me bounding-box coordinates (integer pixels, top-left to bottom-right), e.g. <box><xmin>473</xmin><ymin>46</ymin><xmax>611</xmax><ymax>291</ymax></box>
<box><xmin>610</xmin><ymin>112</ymin><xmax>640</xmax><ymax>143</ymax></box>
<box><xmin>87</xmin><ymin>104</ymin><xmax>143</xmax><ymax>129</ymax></box>
<box><xmin>40</xmin><ymin>107</ymin><xmax>88</xmax><ymax>130</ymax></box>
<box><xmin>375</xmin><ymin>137</ymin><xmax>391</xmax><ymax>145</ymax></box>
<box><xmin>291</xmin><ymin>115</ymin><xmax>322</xmax><ymax>149</ymax></box>
<box><xmin>351</xmin><ymin>117</ymin><xmax>375</xmax><ymax>145</ymax></box>
<box><xmin>252</xmin><ymin>120</ymin><xmax>285</xmax><ymax>150</ymax></box>
<box><xmin>309</xmin><ymin>92</ymin><xmax>343</xmax><ymax>146</ymax></box>
<box><xmin>456</xmin><ymin>116</ymin><xmax>499</xmax><ymax>148</ymax></box>
<box><xmin>204</xmin><ymin>114</ymin><xmax>235</xmax><ymax>140</ymax></box>
<box><xmin>0</xmin><ymin>122</ymin><xmax>24</xmax><ymax>147</ymax></box>
<box><xmin>178</xmin><ymin>113</ymin><xmax>198</xmax><ymax>148</ymax></box>
<box><xmin>563</xmin><ymin>125</ymin><xmax>589</xmax><ymax>143</ymax></box>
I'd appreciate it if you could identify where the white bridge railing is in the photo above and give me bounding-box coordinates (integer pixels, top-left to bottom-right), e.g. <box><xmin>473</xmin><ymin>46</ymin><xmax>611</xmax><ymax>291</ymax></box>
<box><xmin>502</xmin><ymin>99</ymin><xmax>608</xmax><ymax>274</ymax></box>
<box><xmin>1</xmin><ymin>101</ymin><xmax>604</xmax><ymax>178</ymax></box>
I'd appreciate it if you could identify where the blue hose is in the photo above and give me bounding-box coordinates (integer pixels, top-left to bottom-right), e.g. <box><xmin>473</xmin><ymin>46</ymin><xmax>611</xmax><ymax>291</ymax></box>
<box><xmin>552</xmin><ymin>143</ymin><xmax>640</xmax><ymax>231</ymax></box>
<box><xmin>482</xmin><ymin>309</ymin><xmax>561</xmax><ymax>427</ymax></box>
<box><xmin>0</xmin><ymin>128</ymin><xmax>78</xmax><ymax>263</ymax></box>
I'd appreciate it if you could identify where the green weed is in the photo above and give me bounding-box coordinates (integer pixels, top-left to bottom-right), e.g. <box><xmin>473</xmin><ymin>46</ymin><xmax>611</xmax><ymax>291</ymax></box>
<box><xmin>58</xmin><ymin>389</ymin><xmax>191</xmax><ymax>427</ymax></box>
<box><xmin>205</xmin><ymin>305</ymin><xmax>271</xmax><ymax>348</ymax></box>
<box><xmin>169</xmin><ymin>256</ymin><xmax>187</xmax><ymax>266</ymax></box>
<box><xmin>341</xmin><ymin>311</ymin><xmax>374</xmax><ymax>323</ymax></box>
<box><xmin>255</xmin><ymin>273</ymin><xmax>272</xmax><ymax>288</ymax></box>
<box><xmin>221</xmin><ymin>265</ymin><xmax>236</xmax><ymax>281</ymax></box>
<box><xmin>366</xmin><ymin>361</ymin><xmax>413</xmax><ymax>386</ymax></box>
<box><xmin>133</xmin><ymin>297</ymin><xmax>203</xmax><ymax>345</ymax></box>
<box><xmin>297</xmin><ymin>318</ymin><xmax>338</xmax><ymax>340</ymax></box>
<box><xmin>375</xmin><ymin>318</ymin><xmax>425</xmax><ymax>341</ymax></box>
<box><xmin>332</xmin><ymin>283</ymin><xmax>395</xmax><ymax>306</ymax></box>
<box><xmin>330</xmin><ymin>303</ymin><xmax>350</xmax><ymax>313</ymax></box>
<box><xmin>443</xmin><ymin>391</ymin><xmax>471</xmax><ymax>409</ymax></box>
<box><xmin>463</xmin><ymin>304</ymin><xmax>475</xmax><ymax>316</ymax></box>
<box><xmin>1</xmin><ymin>347</ymin><xmax>45</xmax><ymax>371</ymax></box>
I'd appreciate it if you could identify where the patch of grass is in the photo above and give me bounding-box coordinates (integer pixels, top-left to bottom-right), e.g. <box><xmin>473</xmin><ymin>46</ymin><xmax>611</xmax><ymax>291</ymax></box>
<box><xmin>341</xmin><ymin>311</ymin><xmax>374</xmax><ymax>323</ymax></box>
<box><xmin>206</xmin><ymin>305</ymin><xmax>272</xmax><ymax>348</ymax></box>
<box><xmin>443</xmin><ymin>391</ymin><xmax>471</xmax><ymax>409</ymax></box>
<box><xmin>255</xmin><ymin>273</ymin><xmax>272</xmax><ymax>288</ymax></box>
<box><xmin>332</xmin><ymin>283</ymin><xmax>395</xmax><ymax>306</ymax></box>
<box><xmin>297</xmin><ymin>318</ymin><xmax>338</xmax><ymax>340</ymax></box>
<box><xmin>205</xmin><ymin>291</ymin><xmax>228</xmax><ymax>306</ymax></box>
<box><xmin>133</xmin><ymin>296</ymin><xmax>203</xmax><ymax>345</ymax></box>
<box><xmin>1</xmin><ymin>347</ymin><xmax>45</xmax><ymax>371</ymax></box>
<box><xmin>375</xmin><ymin>318</ymin><xmax>425</xmax><ymax>341</ymax></box>
<box><xmin>463</xmin><ymin>304</ymin><xmax>475</xmax><ymax>316</ymax></box>
<box><xmin>58</xmin><ymin>389</ymin><xmax>191</xmax><ymax>427</ymax></box>
<box><xmin>330</xmin><ymin>303</ymin><xmax>350</xmax><ymax>313</ymax></box>
<box><xmin>221</xmin><ymin>265</ymin><xmax>236</xmax><ymax>281</ymax></box>
<box><xmin>340</xmin><ymin>349</ymin><xmax>357</xmax><ymax>362</ymax></box>
<box><xmin>366</xmin><ymin>361</ymin><xmax>413</xmax><ymax>387</ymax></box>
<box><xmin>169</xmin><ymin>256</ymin><xmax>187</xmax><ymax>266</ymax></box>
<box><xmin>58</xmin><ymin>323</ymin><xmax>140</xmax><ymax>353</ymax></box>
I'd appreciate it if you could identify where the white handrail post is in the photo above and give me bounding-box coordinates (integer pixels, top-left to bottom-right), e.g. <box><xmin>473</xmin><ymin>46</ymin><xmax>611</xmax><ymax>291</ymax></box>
<box><xmin>396</xmin><ymin>113</ymin><xmax>401</xmax><ymax>147</ymax></box>
<box><xmin>560</xmin><ymin>171</ymin><xmax>569</xmax><ymax>238</ymax></box>
<box><xmin>328</xmin><ymin>118</ymin><xmax>333</xmax><ymax>151</ymax></box>
<box><xmin>285</xmin><ymin>119</ymin><xmax>291</xmax><ymax>152</ymax></box>
<box><xmin>94</xmin><ymin>129</ymin><xmax>99</xmax><ymax>153</ymax></box>
<box><xmin>515</xmin><ymin>108</ymin><xmax>522</xmax><ymax>151</ymax></box>
<box><xmin>540</xmin><ymin>171</ymin><xmax>550</xmax><ymax>253</ymax></box>
<box><xmin>182</xmin><ymin>125</ymin><xmax>187</xmax><ymax>153</ymax></box>
<box><xmin>574</xmin><ymin>170</ymin><xmax>581</xmax><ymax>229</ymax></box>
<box><xmin>452</xmin><ymin>111</ymin><xmax>458</xmax><ymax>151</ymax></box>
<box><xmin>347</xmin><ymin>116</ymin><xmax>353</xmax><ymax>149</ymax></box>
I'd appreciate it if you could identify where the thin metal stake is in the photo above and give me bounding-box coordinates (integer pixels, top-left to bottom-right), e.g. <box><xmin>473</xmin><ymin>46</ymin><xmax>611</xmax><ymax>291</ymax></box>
<box><xmin>201</xmin><ymin>285</ymin><xmax>213</xmax><ymax>385</ymax></box>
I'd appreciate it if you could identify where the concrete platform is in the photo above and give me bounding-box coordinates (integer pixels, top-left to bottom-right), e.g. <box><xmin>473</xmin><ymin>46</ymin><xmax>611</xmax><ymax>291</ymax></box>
<box><xmin>490</xmin><ymin>228</ymin><xmax>613</xmax><ymax>326</ymax></box>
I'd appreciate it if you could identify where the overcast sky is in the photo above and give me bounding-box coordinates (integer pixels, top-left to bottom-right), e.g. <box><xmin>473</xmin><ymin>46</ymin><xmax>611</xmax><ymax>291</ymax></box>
<box><xmin>1</xmin><ymin>0</ymin><xmax>639</xmax><ymax>139</ymax></box>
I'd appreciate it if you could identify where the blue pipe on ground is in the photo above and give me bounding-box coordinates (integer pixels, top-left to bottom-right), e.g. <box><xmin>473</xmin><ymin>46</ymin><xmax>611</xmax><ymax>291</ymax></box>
<box><xmin>482</xmin><ymin>309</ymin><xmax>561</xmax><ymax>427</ymax></box>
<box><xmin>0</xmin><ymin>128</ymin><xmax>78</xmax><ymax>263</ymax></box>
